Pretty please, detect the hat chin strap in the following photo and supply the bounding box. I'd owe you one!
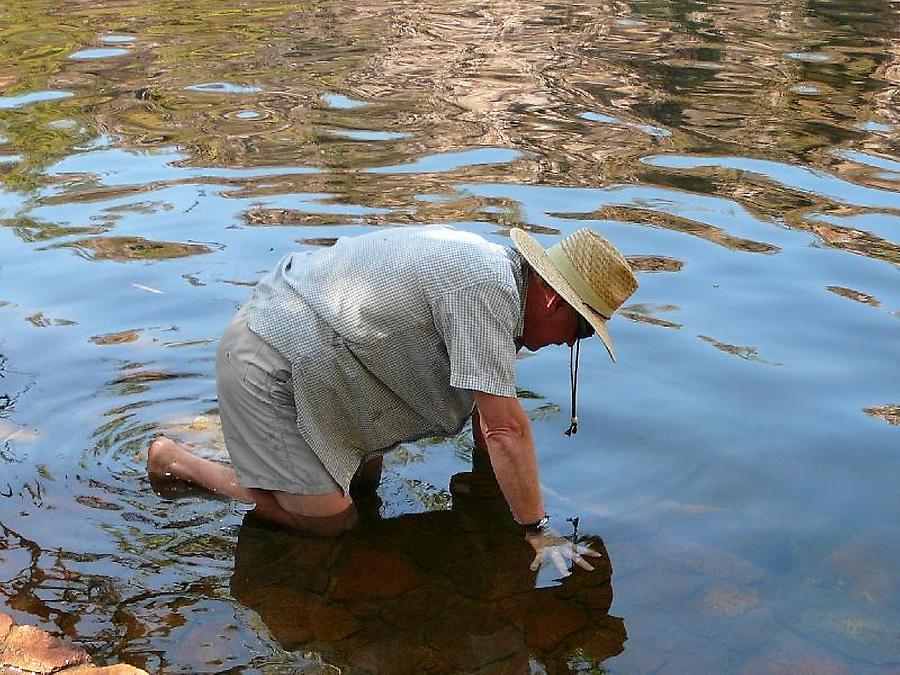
[565,339,581,436]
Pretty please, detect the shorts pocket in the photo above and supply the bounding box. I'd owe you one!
[242,360,293,410]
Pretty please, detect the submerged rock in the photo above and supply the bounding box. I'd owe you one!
[230,469,626,673]
[0,625,91,673]
[775,582,900,666]
[0,615,148,674]
[697,586,761,618]
[824,528,900,609]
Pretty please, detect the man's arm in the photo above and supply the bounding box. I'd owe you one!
[472,391,545,525]
[473,391,602,575]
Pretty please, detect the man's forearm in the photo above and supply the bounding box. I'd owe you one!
[482,429,546,525]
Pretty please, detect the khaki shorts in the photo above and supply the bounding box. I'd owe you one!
[216,308,341,495]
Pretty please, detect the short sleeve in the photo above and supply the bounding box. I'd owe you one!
[433,281,520,397]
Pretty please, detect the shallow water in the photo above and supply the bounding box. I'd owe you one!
[0,0,898,672]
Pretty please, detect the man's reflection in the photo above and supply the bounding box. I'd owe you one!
[231,461,626,673]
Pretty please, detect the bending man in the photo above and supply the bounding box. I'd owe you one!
[148,226,637,572]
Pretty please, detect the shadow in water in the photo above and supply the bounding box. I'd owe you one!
[231,468,626,673]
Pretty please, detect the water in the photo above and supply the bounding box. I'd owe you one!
[0,0,898,672]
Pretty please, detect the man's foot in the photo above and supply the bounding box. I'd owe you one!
[147,435,205,498]
[147,435,180,478]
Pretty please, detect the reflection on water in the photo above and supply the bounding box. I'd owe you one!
[231,470,624,673]
[0,0,899,671]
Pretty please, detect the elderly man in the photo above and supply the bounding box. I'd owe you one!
[149,226,637,572]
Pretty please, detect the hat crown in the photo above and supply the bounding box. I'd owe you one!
[555,229,638,316]
[509,226,638,362]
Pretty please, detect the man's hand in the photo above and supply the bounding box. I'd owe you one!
[525,527,602,576]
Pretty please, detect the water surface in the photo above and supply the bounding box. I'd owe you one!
[1,0,898,672]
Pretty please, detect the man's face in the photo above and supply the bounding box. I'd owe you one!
[521,275,580,351]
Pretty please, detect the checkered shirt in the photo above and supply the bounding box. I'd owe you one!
[243,226,527,492]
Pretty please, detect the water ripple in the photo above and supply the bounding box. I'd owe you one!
[46,146,319,188]
[366,148,523,174]
[581,111,672,138]
[320,92,370,109]
[69,48,130,60]
[0,90,73,109]
[183,82,264,94]
[642,154,900,211]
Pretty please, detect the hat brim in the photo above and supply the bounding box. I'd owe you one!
[511,228,618,363]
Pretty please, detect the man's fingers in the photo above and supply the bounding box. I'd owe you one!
[575,545,602,557]
[550,547,569,576]
[528,537,602,577]
[573,553,595,571]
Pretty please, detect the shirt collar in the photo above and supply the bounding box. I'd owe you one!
[507,248,528,343]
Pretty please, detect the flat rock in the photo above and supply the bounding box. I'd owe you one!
[775,581,900,666]
[246,586,360,648]
[501,592,588,652]
[332,546,420,600]
[381,583,457,630]
[740,633,854,675]
[0,614,13,641]
[696,585,761,617]
[424,603,523,672]
[0,625,91,673]
[824,528,900,610]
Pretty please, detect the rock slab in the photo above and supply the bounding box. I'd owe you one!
[0,625,91,673]
[0,615,148,675]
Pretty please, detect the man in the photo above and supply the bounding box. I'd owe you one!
[148,226,638,573]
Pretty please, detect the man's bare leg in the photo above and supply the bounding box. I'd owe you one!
[147,436,356,536]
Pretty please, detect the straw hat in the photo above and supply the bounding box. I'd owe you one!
[511,227,638,362]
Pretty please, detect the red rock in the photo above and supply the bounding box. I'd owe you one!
[340,626,439,674]
[554,620,626,667]
[523,594,588,652]
[332,546,420,600]
[344,600,381,619]
[497,594,531,632]
[473,652,533,675]
[0,625,91,673]
[697,586,761,618]
[740,634,854,675]
[581,582,614,615]
[499,592,588,652]
[442,542,535,600]
[250,587,360,647]
[424,604,524,673]
[825,528,900,609]
[381,584,457,630]
[542,627,621,673]
[0,615,13,642]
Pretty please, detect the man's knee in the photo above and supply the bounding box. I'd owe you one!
[273,491,357,536]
